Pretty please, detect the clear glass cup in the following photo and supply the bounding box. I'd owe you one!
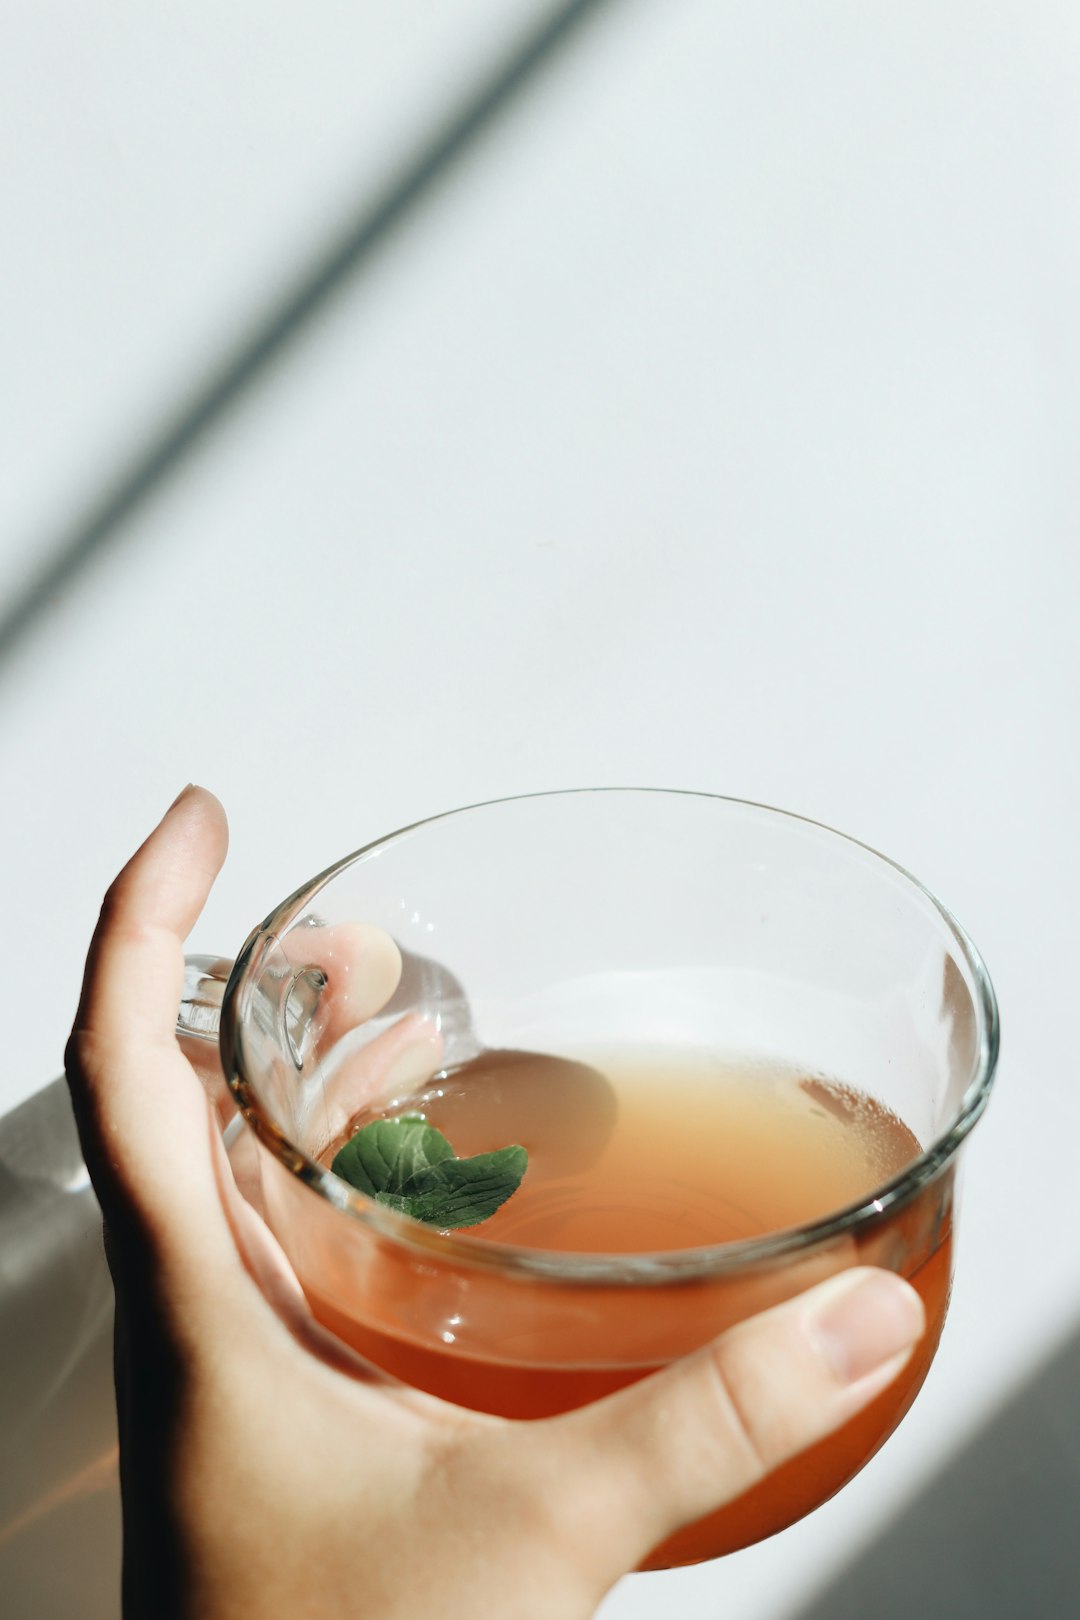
[178,790,998,1569]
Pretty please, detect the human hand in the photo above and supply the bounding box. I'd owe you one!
[65,786,925,1620]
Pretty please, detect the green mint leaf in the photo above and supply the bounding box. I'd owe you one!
[331,1113,453,1198]
[382,1145,529,1229]
[332,1114,527,1230]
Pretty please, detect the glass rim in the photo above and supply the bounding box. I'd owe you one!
[220,787,1000,1285]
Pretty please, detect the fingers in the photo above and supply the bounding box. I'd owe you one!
[282,922,404,1050]
[73,785,229,1047]
[315,1014,445,1154]
[279,925,454,1156]
[65,786,234,1287]
[528,1268,925,1579]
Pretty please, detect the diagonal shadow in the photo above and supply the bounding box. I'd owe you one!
[783,1317,1080,1620]
[0,0,620,676]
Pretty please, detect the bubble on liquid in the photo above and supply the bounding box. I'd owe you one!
[798,1074,920,1182]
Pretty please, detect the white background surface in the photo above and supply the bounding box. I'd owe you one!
[2,3,1078,1616]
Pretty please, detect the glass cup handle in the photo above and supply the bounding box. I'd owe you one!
[176,954,269,1214]
[179,954,233,1036]
[177,954,235,1125]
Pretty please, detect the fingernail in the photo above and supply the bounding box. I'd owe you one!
[167,783,195,811]
[809,1269,925,1384]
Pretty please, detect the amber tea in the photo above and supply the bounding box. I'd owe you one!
[198,790,996,1568]
[311,1047,950,1567]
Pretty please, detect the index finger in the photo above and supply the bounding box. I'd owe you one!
[65,786,232,1275]
[72,784,229,1046]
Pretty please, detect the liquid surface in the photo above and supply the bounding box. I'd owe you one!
[333,1047,922,1251]
[311,1047,947,1566]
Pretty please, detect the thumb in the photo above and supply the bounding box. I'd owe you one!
[528,1267,925,1579]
